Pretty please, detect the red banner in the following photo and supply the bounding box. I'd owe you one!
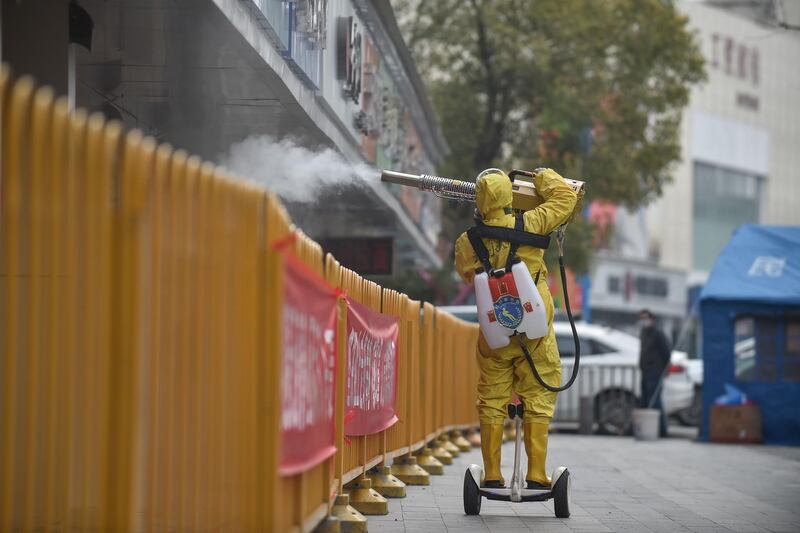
[279,252,338,476]
[344,299,400,436]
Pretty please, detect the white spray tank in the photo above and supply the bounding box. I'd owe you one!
[475,259,548,350]
[475,269,512,349]
[511,260,548,339]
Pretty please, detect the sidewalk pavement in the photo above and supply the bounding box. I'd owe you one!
[370,432,800,533]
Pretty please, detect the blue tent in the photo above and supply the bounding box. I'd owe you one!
[699,224,800,445]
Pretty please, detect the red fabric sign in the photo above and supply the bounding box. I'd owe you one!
[279,252,338,476]
[344,299,400,436]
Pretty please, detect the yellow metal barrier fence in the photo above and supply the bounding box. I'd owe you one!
[1,70,480,532]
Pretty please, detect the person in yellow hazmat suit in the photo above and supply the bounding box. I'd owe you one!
[454,168,578,489]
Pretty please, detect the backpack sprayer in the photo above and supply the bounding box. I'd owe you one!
[381,169,585,393]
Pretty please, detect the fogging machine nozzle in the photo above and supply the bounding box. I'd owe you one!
[380,169,585,221]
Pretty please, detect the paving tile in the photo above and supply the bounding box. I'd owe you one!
[642,520,692,533]
[368,433,800,533]
[401,518,447,532]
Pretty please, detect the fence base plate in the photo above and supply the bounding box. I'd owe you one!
[430,442,454,465]
[416,446,446,473]
[438,435,461,457]
[391,454,431,485]
[330,494,367,533]
[368,465,407,497]
[344,475,389,515]
[451,431,472,452]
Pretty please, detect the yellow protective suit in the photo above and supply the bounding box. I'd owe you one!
[454,168,577,485]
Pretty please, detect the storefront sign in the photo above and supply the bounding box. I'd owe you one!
[710,34,759,86]
[279,252,338,475]
[345,299,400,436]
[320,238,393,275]
[337,16,362,103]
[709,33,760,112]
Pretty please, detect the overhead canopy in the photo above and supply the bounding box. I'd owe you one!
[700,224,800,305]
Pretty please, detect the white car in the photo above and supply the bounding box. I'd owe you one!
[438,306,700,434]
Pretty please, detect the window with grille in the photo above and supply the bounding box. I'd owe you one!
[734,316,800,382]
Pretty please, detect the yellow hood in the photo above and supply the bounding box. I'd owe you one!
[476,170,513,221]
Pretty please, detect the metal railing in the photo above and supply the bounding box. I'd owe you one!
[555,362,641,434]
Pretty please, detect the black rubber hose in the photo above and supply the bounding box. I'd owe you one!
[519,255,581,393]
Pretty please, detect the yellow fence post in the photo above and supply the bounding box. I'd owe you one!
[450,321,474,451]
[368,290,409,498]
[41,95,69,530]
[411,303,443,475]
[435,315,462,459]
[342,279,389,517]
[20,84,53,531]
[0,70,492,533]
[107,128,156,531]
[325,254,367,533]
[263,192,291,532]
[429,312,453,466]
[1,75,35,530]
[384,298,431,485]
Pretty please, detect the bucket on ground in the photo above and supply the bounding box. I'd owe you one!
[632,408,660,441]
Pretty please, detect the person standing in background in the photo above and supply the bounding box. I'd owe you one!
[638,309,671,437]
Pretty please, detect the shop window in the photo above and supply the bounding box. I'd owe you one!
[734,316,800,382]
[693,162,763,272]
[608,276,620,294]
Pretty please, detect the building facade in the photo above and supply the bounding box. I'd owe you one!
[588,0,800,340]
[1,0,447,276]
[648,0,800,284]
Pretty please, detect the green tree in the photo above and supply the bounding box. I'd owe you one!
[396,0,705,240]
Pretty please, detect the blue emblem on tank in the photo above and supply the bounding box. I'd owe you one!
[493,295,524,329]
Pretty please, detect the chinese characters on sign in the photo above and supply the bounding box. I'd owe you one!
[710,33,759,85]
[344,299,400,436]
[709,33,760,111]
[279,252,338,475]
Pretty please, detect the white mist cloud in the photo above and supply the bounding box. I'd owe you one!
[219,135,376,202]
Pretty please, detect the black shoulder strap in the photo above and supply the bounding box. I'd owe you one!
[472,222,551,250]
[466,227,493,273]
[467,217,552,274]
[506,215,524,269]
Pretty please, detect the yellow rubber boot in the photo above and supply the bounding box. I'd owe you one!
[479,423,505,487]
[523,421,551,487]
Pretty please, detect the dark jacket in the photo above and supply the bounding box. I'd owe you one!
[639,325,671,378]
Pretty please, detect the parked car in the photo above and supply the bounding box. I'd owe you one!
[438,305,700,434]
[669,350,703,427]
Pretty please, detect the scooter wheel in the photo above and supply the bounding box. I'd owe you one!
[552,469,570,518]
[463,469,482,516]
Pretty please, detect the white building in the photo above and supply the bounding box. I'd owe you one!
[589,0,800,338]
[648,0,800,283]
